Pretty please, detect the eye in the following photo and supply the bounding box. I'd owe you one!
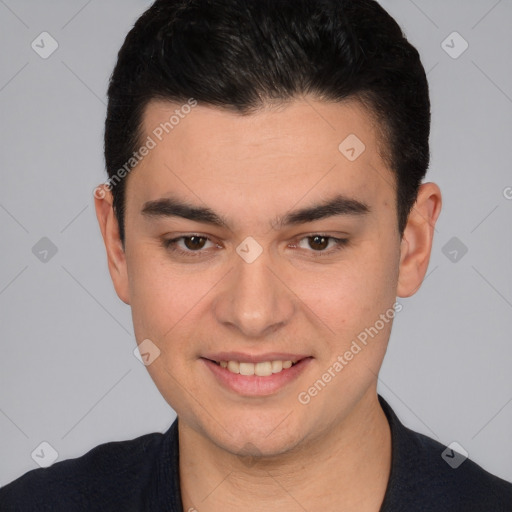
[292,235,349,257]
[162,235,218,256]
[162,233,349,260]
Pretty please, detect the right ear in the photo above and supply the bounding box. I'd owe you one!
[94,184,131,305]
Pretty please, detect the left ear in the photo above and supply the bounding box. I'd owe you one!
[397,182,442,297]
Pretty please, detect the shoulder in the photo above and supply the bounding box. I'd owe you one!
[406,429,512,510]
[0,430,167,512]
[379,396,512,511]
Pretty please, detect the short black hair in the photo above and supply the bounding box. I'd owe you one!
[104,0,430,246]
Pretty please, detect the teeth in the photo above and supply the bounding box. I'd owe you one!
[239,362,254,376]
[227,360,239,374]
[219,359,297,376]
[255,362,272,376]
[271,360,283,373]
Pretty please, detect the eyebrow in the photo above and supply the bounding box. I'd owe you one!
[141,194,370,230]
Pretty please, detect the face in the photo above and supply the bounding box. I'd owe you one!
[96,97,437,457]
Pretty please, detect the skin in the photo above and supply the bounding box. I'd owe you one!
[95,96,441,511]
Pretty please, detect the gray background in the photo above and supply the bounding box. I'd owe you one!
[1,0,511,487]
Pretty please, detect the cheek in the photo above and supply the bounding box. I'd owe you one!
[125,246,195,341]
[305,242,399,340]
[125,245,226,358]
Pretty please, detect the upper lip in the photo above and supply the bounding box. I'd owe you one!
[202,352,312,363]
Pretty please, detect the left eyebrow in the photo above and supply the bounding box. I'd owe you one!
[273,194,370,229]
[141,193,370,230]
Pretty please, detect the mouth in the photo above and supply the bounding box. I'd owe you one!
[201,355,313,396]
[207,358,301,377]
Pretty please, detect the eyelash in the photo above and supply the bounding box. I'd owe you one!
[162,234,350,259]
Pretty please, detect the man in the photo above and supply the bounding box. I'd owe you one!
[1,0,511,510]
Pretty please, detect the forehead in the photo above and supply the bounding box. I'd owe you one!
[125,97,395,226]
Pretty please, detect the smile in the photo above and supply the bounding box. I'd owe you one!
[202,356,312,396]
[213,359,298,376]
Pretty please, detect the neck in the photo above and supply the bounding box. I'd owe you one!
[179,388,391,512]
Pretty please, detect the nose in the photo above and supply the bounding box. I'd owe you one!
[212,246,295,339]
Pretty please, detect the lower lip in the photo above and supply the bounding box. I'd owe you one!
[202,358,312,397]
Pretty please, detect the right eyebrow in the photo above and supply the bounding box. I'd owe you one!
[141,197,230,229]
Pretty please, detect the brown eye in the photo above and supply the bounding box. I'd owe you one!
[293,235,349,258]
[183,236,208,250]
[162,235,217,257]
[307,235,330,251]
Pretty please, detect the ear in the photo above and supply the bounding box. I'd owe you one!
[397,182,442,297]
[94,184,131,305]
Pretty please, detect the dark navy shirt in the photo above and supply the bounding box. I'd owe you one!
[1,396,511,511]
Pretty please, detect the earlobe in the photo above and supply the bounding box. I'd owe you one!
[397,182,442,298]
[94,184,131,305]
